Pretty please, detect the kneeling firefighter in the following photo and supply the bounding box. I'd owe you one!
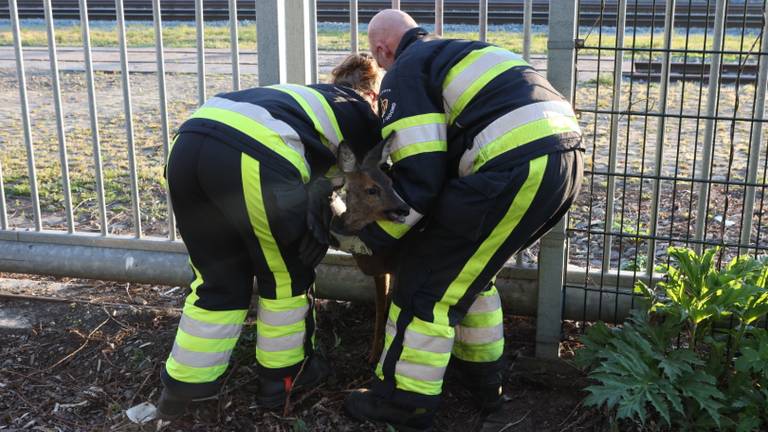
[157,54,404,419]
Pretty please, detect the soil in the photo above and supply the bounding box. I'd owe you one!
[0,273,601,432]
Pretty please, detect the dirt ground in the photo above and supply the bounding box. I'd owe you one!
[0,274,602,432]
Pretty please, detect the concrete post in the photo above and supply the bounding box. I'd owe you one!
[256,0,287,85]
[285,0,312,84]
[535,0,578,359]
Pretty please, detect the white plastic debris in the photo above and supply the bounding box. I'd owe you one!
[126,402,157,424]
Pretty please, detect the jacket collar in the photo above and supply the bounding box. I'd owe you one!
[395,27,429,59]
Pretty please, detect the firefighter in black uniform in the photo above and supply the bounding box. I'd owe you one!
[156,54,388,419]
[341,10,584,431]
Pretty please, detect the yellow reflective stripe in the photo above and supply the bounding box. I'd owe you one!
[259,294,309,312]
[165,356,228,383]
[193,106,309,182]
[376,219,411,239]
[433,155,548,325]
[400,344,451,368]
[452,339,504,362]
[449,58,528,123]
[408,316,455,339]
[175,328,239,353]
[182,301,248,326]
[473,115,580,173]
[460,310,503,328]
[184,261,203,305]
[394,373,443,396]
[382,113,446,139]
[257,319,306,338]
[241,154,293,299]
[390,140,447,163]
[443,46,500,92]
[256,345,305,369]
[271,84,344,149]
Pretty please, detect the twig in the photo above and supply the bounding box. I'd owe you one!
[46,318,109,371]
[557,401,584,431]
[126,367,156,408]
[101,306,132,330]
[282,357,310,416]
[497,410,531,432]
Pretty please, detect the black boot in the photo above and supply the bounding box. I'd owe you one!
[449,357,506,413]
[156,379,221,420]
[344,389,434,432]
[256,355,330,409]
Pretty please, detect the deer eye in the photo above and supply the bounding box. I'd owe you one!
[365,187,380,196]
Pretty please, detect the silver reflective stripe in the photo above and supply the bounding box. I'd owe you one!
[203,96,309,171]
[458,100,576,177]
[468,291,502,314]
[389,123,447,156]
[455,323,504,344]
[393,190,423,228]
[403,329,454,354]
[171,343,232,368]
[395,360,447,382]
[257,303,309,326]
[273,84,342,151]
[179,314,243,339]
[257,331,306,352]
[385,318,397,336]
[443,48,524,115]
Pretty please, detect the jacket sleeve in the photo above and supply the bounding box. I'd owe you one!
[358,67,448,253]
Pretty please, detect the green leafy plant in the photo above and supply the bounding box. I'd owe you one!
[577,247,768,431]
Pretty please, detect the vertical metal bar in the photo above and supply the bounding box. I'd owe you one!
[479,0,488,42]
[79,0,107,236]
[645,0,676,275]
[536,0,577,359]
[435,0,444,37]
[256,0,287,85]
[739,8,768,252]
[351,0,359,53]
[285,0,311,84]
[44,0,74,233]
[152,0,175,241]
[229,0,241,91]
[601,0,627,270]
[10,0,41,232]
[693,0,727,252]
[523,0,533,60]
[309,0,318,83]
[0,156,7,229]
[392,0,400,9]
[195,0,206,105]
[115,0,142,238]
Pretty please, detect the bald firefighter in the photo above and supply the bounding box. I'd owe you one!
[340,10,584,431]
[157,54,391,419]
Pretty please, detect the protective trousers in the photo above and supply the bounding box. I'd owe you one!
[374,149,583,409]
[162,132,316,396]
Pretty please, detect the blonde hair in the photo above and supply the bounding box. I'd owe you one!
[331,53,382,95]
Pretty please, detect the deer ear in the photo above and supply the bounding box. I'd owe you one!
[337,140,358,173]
[361,140,387,169]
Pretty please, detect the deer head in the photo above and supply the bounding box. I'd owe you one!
[335,140,410,234]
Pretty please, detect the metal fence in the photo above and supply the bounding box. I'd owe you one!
[563,0,768,344]
[1,0,766,357]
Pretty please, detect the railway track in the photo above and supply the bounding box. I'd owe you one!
[1,1,765,28]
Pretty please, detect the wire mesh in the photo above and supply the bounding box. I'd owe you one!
[565,0,768,331]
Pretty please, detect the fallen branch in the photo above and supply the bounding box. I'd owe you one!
[497,410,531,432]
[47,318,109,371]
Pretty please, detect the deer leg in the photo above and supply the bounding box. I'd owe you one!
[369,273,390,364]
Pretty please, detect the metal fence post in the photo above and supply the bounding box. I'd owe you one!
[285,0,312,84]
[535,0,578,359]
[350,0,359,53]
[309,0,318,82]
[435,0,444,37]
[256,0,287,85]
[479,0,488,42]
[195,0,206,105]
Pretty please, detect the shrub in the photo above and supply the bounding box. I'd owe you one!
[576,247,768,431]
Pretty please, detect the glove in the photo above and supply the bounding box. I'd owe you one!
[298,178,334,268]
[329,231,373,256]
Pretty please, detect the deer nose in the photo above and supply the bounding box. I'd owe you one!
[385,205,410,224]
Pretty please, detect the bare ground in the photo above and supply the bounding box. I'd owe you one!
[0,273,598,432]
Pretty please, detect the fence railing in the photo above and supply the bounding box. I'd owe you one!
[2,0,765,357]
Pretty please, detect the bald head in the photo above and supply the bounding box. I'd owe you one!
[368,9,418,70]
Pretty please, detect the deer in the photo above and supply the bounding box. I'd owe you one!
[334,140,405,363]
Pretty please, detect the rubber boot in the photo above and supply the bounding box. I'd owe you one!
[344,389,435,432]
[156,370,221,420]
[449,357,507,413]
[256,355,330,409]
